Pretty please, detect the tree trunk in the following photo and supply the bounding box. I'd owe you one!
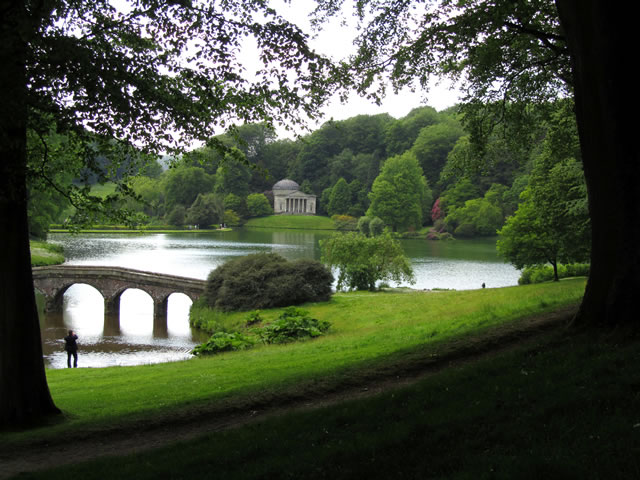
[551,261,559,282]
[555,1,639,326]
[0,3,60,426]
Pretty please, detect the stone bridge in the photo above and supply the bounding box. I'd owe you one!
[32,265,206,322]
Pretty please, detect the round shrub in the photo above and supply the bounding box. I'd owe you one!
[258,307,331,344]
[332,214,358,231]
[191,332,255,355]
[204,253,333,311]
[530,266,555,284]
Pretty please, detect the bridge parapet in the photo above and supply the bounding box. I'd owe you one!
[32,265,206,321]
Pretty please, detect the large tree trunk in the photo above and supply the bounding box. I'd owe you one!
[0,3,60,426]
[555,1,639,327]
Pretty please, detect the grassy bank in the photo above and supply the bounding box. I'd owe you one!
[244,215,336,230]
[3,279,585,450]
[20,320,640,480]
[29,240,65,266]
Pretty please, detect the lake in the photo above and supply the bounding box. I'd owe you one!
[40,229,519,369]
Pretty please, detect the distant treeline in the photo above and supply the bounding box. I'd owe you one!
[29,101,586,246]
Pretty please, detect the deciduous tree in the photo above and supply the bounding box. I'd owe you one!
[497,159,590,280]
[185,193,224,227]
[367,152,430,232]
[246,193,273,217]
[410,118,465,187]
[163,166,214,209]
[327,178,352,217]
[0,0,335,426]
[314,0,636,327]
[320,232,414,291]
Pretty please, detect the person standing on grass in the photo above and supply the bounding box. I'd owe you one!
[64,330,78,368]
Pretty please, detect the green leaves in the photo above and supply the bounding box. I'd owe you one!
[320,231,414,291]
[258,307,331,344]
[315,0,569,106]
[367,151,429,232]
[246,193,273,217]
[497,159,591,278]
[20,0,343,230]
[191,307,331,355]
[191,331,255,356]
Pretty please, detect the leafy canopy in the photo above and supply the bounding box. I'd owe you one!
[23,0,339,225]
[312,0,571,179]
[246,193,273,217]
[205,253,333,311]
[497,159,590,280]
[320,231,414,291]
[367,151,431,232]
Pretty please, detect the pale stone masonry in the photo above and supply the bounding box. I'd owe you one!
[272,179,316,215]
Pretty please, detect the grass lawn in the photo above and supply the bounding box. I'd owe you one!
[244,215,336,230]
[8,277,640,479]
[4,279,584,449]
[29,240,65,266]
[17,323,640,480]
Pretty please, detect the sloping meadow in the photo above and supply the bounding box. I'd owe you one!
[6,279,585,446]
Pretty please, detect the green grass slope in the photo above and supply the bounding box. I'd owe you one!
[244,215,336,230]
[25,322,640,480]
[4,279,584,450]
[30,241,65,266]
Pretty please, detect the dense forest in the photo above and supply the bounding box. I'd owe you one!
[28,100,588,249]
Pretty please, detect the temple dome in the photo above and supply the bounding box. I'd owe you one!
[273,179,300,191]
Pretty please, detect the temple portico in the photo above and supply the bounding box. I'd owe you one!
[272,179,316,215]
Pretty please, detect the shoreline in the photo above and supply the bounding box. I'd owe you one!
[48,228,233,234]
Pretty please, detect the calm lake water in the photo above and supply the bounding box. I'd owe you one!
[41,229,519,369]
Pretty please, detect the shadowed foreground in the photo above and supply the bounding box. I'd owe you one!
[4,304,639,479]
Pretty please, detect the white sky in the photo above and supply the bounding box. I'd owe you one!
[111,0,462,142]
[254,1,463,138]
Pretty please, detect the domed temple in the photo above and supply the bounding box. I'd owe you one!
[272,179,316,215]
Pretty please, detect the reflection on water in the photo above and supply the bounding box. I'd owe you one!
[400,236,520,290]
[43,230,520,369]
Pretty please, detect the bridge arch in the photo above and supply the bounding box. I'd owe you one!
[32,265,206,324]
[36,281,106,314]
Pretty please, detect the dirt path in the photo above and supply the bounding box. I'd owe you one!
[0,305,577,479]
